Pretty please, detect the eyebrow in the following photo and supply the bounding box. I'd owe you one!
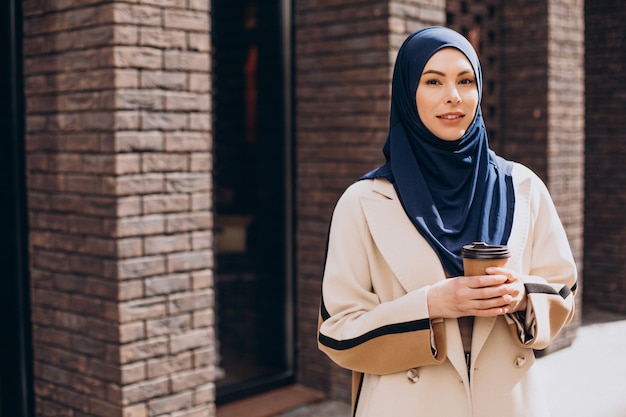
[422,69,473,77]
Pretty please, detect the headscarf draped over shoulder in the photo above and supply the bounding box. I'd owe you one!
[362,26,515,276]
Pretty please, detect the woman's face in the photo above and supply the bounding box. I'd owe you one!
[415,48,479,141]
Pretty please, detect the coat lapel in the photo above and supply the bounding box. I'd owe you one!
[471,317,497,360]
[359,179,446,293]
[359,176,533,387]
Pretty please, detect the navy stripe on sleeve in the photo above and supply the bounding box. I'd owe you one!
[319,318,430,351]
[525,283,574,299]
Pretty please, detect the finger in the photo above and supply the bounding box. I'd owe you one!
[472,306,509,317]
[471,294,512,309]
[486,267,517,282]
[464,274,508,288]
[472,293,515,313]
[470,284,513,300]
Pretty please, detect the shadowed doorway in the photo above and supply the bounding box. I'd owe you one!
[211,0,294,404]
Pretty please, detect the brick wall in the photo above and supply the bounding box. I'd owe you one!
[545,0,585,347]
[294,0,445,401]
[22,1,215,415]
[501,0,585,350]
[500,1,550,178]
[584,0,626,313]
[446,0,504,151]
[294,0,391,398]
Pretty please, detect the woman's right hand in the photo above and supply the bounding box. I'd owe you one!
[426,274,514,318]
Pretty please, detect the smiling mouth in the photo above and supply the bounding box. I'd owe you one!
[437,114,464,119]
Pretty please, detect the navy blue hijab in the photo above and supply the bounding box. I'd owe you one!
[362,26,515,276]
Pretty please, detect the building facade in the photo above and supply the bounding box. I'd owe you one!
[0,0,621,415]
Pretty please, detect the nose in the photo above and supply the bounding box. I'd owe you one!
[446,85,462,104]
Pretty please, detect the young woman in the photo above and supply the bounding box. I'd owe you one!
[318,26,577,417]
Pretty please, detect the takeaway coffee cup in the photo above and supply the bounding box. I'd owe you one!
[461,242,510,276]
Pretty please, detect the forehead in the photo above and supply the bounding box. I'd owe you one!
[423,47,474,71]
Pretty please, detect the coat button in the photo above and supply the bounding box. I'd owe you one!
[514,355,526,368]
[406,368,419,383]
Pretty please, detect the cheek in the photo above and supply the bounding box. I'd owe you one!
[465,92,479,119]
[415,89,434,119]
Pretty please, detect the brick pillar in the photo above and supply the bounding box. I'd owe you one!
[294,0,445,401]
[23,1,215,416]
[584,0,626,313]
[546,0,584,343]
[501,0,584,350]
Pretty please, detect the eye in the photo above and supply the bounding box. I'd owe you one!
[459,78,475,85]
[424,79,441,85]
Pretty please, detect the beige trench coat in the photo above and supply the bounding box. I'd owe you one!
[318,163,577,417]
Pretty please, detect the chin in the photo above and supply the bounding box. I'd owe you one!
[438,132,465,141]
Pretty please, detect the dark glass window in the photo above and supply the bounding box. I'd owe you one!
[212,0,293,403]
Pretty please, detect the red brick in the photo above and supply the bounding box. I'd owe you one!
[163,9,210,32]
[142,153,189,172]
[116,173,165,196]
[191,270,213,290]
[194,383,214,405]
[170,329,212,354]
[168,289,213,314]
[123,403,148,417]
[114,154,142,175]
[166,212,212,233]
[112,3,162,26]
[114,47,163,69]
[189,112,211,131]
[192,309,213,328]
[114,131,164,152]
[121,376,169,403]
[117,255,167,279]
[140,70,187,90]
[146,314,192,337]
[119,280,145,301]
[164,50,210,71]
[170,368,211,392]
[140,27,187,50]
[117,196,143,217]
[117,215,165,237]
[121,362,147,385]
[145,234,190,255]
[164,131,211,152]
[143,194,190,214]
[146,352,193,379]
[120,322,147,344]
[165,91,210,111]
[191,192,211,211]
[142,112,188,131]
[146,273,192,298]
[148,391,193,415]
[167,251,212,272]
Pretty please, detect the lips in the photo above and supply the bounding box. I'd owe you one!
[436,113,465,126]
[437,113,464,120]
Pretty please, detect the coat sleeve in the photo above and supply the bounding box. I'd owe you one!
[317,184,446,375]
[506,172,578,350]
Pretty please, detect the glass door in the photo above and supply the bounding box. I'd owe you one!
[211,0,293,404]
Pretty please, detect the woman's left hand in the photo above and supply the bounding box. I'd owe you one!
[485,267,528,313]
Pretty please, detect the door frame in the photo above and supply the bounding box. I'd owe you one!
[0,0,34,415]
